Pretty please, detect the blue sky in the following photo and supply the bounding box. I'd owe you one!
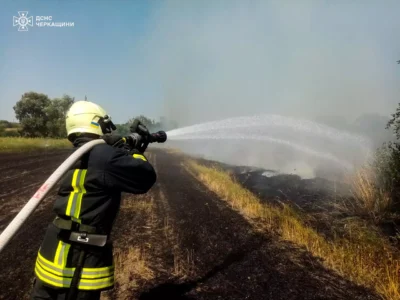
[0,1,157,123]
[0,0,399,126]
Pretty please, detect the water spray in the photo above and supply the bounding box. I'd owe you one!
[167,114,372,147]
[166,114,373,169]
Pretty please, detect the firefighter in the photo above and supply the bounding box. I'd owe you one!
[31,100,157,300]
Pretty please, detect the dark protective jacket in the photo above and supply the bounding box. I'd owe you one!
[34,139,156,291]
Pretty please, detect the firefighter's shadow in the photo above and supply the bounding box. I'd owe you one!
[137,242,255,300]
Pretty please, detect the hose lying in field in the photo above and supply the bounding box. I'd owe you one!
[0,139,105,254]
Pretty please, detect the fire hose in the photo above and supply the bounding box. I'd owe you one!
[0,128,167,254]
[0,139,105,253]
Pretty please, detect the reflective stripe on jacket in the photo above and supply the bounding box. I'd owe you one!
[34,140,156,291]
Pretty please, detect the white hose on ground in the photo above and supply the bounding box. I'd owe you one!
[0,139,105,254]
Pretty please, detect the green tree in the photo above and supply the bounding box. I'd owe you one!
[0,123,5,136]
[369,105,400,209]
[13,92,75,138]
[114,123,130,135]
[369,61,400,209]
[13,92,51,137]
[2,129,20,137]
[45,94,74,137]
[386,106,400,140]
[0,120,12,128]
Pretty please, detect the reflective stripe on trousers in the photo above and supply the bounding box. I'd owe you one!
[35,252,114,290]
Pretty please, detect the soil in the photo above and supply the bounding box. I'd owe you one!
[0,150,72,300]
[0,149,380,300]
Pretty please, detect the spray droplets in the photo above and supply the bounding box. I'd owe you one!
[166,114,373,171]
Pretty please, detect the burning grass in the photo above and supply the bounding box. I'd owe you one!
[0,137,71,152]
[185,159,400,300]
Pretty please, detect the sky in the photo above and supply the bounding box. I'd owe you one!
[0,0,399,126]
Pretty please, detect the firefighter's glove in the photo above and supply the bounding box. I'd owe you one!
[130,119,150,137]
[126,133,148,153]
[102,134,127,149]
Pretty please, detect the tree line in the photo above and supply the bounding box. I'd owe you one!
[0,92,178,138]
[2,92,75,138]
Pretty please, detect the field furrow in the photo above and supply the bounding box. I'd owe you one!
[0,149,380,300]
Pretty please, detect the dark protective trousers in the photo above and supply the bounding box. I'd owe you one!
[30,278,101,300]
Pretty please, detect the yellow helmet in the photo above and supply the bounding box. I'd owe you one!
[66,100,115,138]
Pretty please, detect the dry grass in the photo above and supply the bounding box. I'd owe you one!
[185,160,400,300]
[102,196,155,299]
[0,137,70,152]
[121,197,154,213]
[164,147,183,155]
[172,248,195,278]
[113,247,155,291]
[4,128,18,132]
[344,166,393,223]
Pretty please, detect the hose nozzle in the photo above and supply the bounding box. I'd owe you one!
[149,131,167,143]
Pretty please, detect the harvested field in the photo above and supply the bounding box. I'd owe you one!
[0,149,379,300]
